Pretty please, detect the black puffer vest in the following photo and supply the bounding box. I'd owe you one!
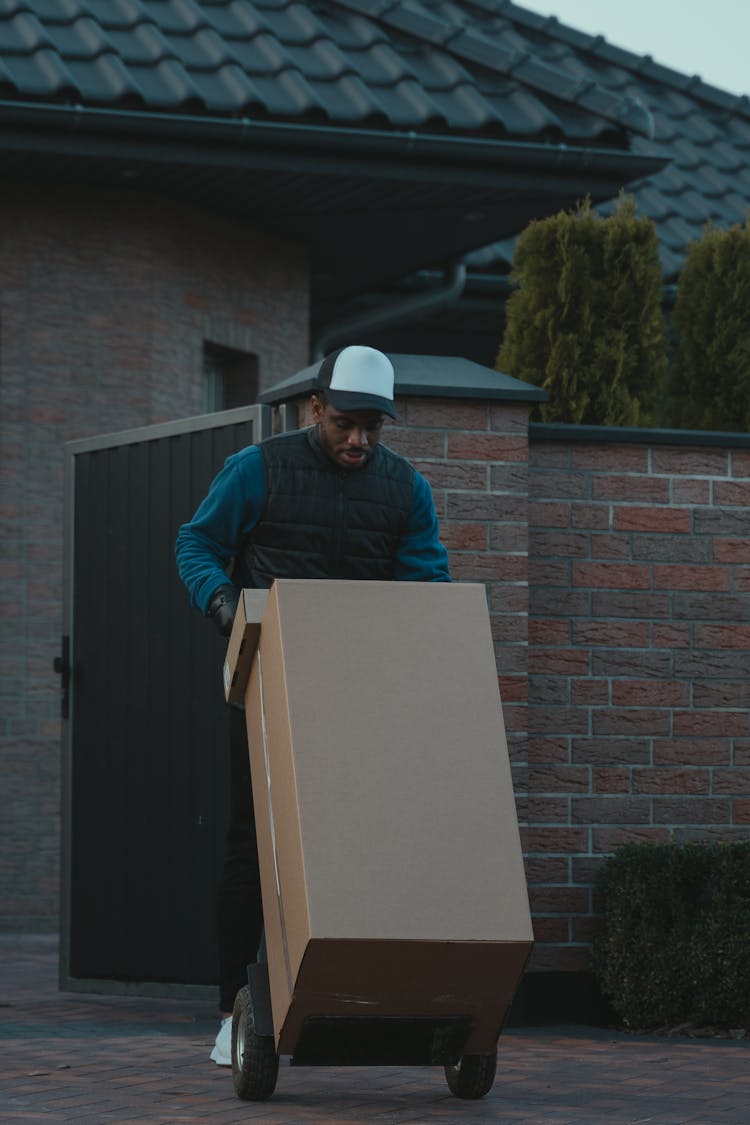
[238,428,415,588]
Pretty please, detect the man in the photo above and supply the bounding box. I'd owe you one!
[175,344,450,1065]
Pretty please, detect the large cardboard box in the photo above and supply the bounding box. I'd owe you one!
[228,579,532,1062]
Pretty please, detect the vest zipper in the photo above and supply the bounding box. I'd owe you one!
[334,471,346,577]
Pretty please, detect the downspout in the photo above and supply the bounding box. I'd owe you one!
[312,261,467,359]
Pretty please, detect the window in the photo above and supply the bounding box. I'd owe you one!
[203,343,259,412]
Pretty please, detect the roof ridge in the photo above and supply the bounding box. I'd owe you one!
[500,0,750,120]
[328,0,653,137]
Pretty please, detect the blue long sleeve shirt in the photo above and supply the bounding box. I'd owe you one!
[175,437,451,613]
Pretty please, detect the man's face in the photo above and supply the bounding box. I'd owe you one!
[312,395,385,469]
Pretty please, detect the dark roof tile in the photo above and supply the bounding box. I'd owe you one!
[41,16,114,59]
[312,5,385,50]
[433,79,507,129]
[673,188,715,224]
[658,243,684,277]
[497,86,566,136]
[659,213,701,250]
[0,0,747,282]
[128,55,204,107]
[376,4,453,47]
[681,112,721,145]
[282,38,351,81]
[187,62,261,110]
[250,65,319,115]
[160,27,235,68]
[257,0,325,45]
[352,40,413,85]
[139,0,208,35]
[226,31,290,75]
[81,0,145,26]
[201,1,266,38]
[711,140,747,172]
[633,184,674,221]
[3,46,77,95]
[371,76,446,128]
[329,0,396,22]
[722,192,750,223]
[648,161,688,197]
[655,87,698,117]
[723,113,750,148]
[0,9,52,53]
[106,23,172,64]
[0,53,15,87]
[648,112,680,145]
[682,163,729,198]
[427,46,510,95]
[0,0,644,144]
[450,28,515,71]
[63,53,141,101]
[312,71,386,121]
[4,0,80,16]
[669,137,703,170]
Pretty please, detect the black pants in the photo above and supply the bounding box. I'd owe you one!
[216,706,264,1013]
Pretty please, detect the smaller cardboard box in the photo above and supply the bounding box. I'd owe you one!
[228,579,533,1063]
[223,589,268,704]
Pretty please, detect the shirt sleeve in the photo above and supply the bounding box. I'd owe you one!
[174,445,267,613]
[394,470,451,582]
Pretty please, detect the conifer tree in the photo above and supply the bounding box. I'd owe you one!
[671,219,750,432]
[496,197,668,425]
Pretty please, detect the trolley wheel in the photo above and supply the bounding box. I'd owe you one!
[444,1049,497,1100]
[231,985,279,1101]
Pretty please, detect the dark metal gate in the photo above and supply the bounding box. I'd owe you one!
[60,405,272,996]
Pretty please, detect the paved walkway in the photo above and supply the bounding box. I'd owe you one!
[2,935,748,1124]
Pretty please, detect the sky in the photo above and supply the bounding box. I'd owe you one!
[517,0,750,98]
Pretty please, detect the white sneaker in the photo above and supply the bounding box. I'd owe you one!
[210,1016,232,1066]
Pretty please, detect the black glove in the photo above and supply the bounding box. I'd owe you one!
[206,584,238,638]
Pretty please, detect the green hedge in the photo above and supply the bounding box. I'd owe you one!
[496,195,668,425]
[670,219,750,432]
[591,842,750,1030]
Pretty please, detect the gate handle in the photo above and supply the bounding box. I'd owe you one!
[53,636,70,720]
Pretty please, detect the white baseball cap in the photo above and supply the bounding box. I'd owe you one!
[315,345,396,418]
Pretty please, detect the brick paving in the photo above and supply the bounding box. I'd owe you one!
[2,935,749,1125]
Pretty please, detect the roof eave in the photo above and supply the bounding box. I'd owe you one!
[0,99,669,186]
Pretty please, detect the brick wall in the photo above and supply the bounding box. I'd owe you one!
[0,187,309,930]
[526,433,750,973]
[377,405,748,979]
[4,261,750,988]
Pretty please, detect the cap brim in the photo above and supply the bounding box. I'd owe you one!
[324,389,397,419]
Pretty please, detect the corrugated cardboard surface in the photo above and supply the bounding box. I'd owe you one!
[223,589,267,703]
[241,579,533,1056]
[278,938,531,1056]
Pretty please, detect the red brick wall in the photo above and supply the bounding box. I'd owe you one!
[0,187,309,930]
[5,276,750,974]
[383,408,747,974]
[526,436,750,972]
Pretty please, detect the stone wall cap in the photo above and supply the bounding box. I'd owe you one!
[259,353,547,406]
[530,422,750,448]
